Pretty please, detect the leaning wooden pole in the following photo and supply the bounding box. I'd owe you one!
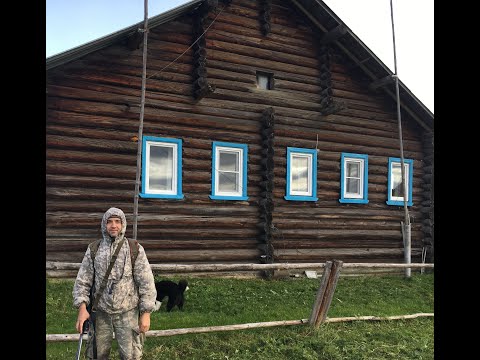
[132,0,149,240]
[390,0,411,278]
[309,259,343,328]
[308,261,332,326]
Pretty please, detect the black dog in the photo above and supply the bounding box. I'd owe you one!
[153,279,189,312]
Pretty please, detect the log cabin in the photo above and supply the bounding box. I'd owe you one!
[46,0,434,278]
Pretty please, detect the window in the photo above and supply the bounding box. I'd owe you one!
[140,136,184,199]
[284,147,318,201]
[210,141,249,201]
[339,153,368,204]
[256,71,274,90]
[386,157,413,206]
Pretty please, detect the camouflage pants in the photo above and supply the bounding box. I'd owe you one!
[86,307,145,360]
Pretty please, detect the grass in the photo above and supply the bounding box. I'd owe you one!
[46,272,434,359]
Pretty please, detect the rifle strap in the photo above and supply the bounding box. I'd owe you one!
[91,237,126,312]
[90,238,139,275]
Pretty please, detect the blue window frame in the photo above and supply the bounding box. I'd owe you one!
[210,141,248,201]
[140,136,184,199]
[386,157,413,206]
[284,147,318,202]
[339,153,369,204]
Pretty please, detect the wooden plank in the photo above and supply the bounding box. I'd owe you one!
[46,261,434,271]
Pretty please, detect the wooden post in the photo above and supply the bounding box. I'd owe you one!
[309,259,343,328]
[308,261,332,326]
[132,0,149,240]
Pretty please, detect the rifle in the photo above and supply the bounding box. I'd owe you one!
[75,320,89,360]
[85,276,98,359]
[75,285,94,360]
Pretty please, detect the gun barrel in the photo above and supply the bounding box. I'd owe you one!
[75,333,83,360]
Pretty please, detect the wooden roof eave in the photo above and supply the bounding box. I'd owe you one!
[291,0,433,132]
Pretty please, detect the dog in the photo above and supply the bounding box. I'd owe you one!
[153,279,189,312]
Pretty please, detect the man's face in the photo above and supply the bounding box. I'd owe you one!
[106,217,122,237]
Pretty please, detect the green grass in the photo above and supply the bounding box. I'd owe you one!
[46,272,434,359]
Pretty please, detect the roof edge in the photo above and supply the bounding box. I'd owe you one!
[46,0,203,70]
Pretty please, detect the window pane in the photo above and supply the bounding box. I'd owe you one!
[257,72,272,90]
[391,163,409,200]
[218,172,238,192]
[149,146,173,191]
[346,162,359,177]
[258,76,268,89]
[391,163,402,197]
[292,156,309,192]
[214,146,244,197]
[345,160,362,197]
[346,178,359,193]
[219,152,238,171]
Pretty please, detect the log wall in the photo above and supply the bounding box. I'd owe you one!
[46,0,432,270]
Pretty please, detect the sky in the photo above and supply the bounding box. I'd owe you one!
[46,0,434,113]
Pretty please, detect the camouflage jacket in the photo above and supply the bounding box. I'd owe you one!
[73,208,156,314]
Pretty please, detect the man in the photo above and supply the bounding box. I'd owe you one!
[73,207,157,359]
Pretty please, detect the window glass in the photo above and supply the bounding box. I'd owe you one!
[148,145,173,191]
[218,151,239,192]
[346,161,360,194]
[284,147,317,202]
[339,153,368,204]
[387,157,413,206]
[210,142,248,201]
[140,136,183,199]
[391,162,408,200]
[256,71,273,90]
[291,154,310,194]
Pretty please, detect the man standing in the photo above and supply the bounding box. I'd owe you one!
[73,207,157,359]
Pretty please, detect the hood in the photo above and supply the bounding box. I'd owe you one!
[101,207,127,241]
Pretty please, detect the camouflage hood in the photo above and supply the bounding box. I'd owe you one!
[101,207,127,242]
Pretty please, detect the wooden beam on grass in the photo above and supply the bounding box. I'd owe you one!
[324,313,434,323]
[46,313,434,342]
[47,319,309,342]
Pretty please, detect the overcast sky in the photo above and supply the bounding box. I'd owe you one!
[46,0,434,113]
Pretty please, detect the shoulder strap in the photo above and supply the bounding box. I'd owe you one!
[88,239,101,262]
[128,239,139,263]
[91,237,126,311]
[90,239,139,269]
[128,239,140,274]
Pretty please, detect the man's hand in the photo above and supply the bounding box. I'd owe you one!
[138,312,151,333]
[75,302,90,333]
